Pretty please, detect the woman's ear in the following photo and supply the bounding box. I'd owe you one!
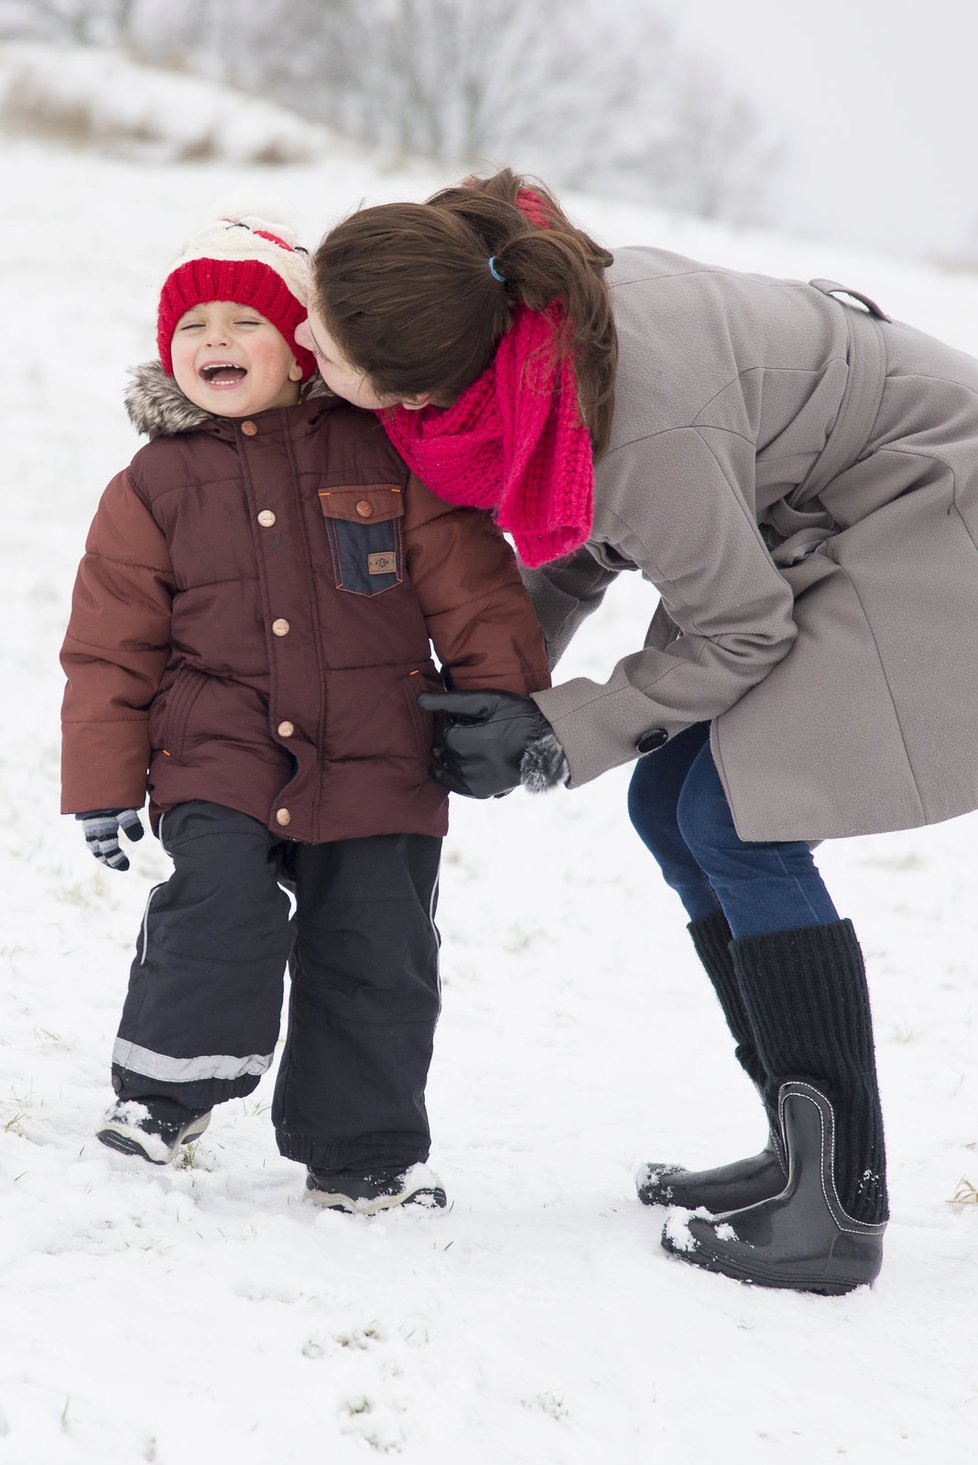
[288,360,304,382]
[400,392,433,411]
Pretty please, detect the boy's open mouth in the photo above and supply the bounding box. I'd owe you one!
[200,363,247,386]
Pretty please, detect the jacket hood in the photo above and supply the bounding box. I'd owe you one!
[124,360,331,437]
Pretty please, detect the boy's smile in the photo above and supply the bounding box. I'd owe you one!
[199,361,248,388]
[171,300,303,417]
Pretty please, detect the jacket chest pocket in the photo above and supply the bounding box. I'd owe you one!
[319,484,404,596]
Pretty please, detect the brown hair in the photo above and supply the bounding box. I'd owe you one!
[312,168,618,456]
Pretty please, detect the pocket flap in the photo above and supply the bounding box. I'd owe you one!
[318,484,404,524]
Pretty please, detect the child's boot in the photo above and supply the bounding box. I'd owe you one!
[97,1097,211,1164]
[305,1161,447,1214]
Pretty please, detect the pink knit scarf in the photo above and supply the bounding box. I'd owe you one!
[376,300,594,569]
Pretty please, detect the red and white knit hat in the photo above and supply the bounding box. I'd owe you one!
[157,212,317,381]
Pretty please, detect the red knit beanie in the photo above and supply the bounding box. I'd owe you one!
[157,213,317,381]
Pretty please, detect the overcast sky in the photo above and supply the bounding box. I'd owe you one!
[655,0,978,262]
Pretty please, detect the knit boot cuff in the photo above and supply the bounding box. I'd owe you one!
[732,917,860,979]
[687,910,734,974]
[731,919,869,1065]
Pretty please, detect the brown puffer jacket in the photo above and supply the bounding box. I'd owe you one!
[61,364,549,843]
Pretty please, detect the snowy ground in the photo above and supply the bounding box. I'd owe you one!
[1,49,977,1465]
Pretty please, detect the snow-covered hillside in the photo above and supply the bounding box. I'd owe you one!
[1,45,976,1465]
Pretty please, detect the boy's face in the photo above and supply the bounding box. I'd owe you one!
[170,301,303,417]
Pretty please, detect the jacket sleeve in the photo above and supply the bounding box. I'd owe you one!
[519,549,619,670]
[533,425,798,786]
[402,474,550,695]
[60,470,175,813]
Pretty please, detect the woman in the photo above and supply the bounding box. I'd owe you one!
[295,169,978,1294]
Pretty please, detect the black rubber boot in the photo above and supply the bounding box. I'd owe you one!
[637,1147,786,1211]
[660,1081,886,1295]
[637,912,786,1210]
[732,918,887,1225]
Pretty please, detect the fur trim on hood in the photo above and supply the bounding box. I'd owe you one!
[124,360,331,438]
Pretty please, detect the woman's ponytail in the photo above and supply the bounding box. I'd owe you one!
[313,169,617,455]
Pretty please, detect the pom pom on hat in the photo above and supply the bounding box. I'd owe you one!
[157,212,317,381]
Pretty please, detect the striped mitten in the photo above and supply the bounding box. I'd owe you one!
[75,808,145,871]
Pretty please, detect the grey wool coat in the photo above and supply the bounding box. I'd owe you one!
[525,246,978,841]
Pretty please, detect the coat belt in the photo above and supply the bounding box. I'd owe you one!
[799,279,890,500]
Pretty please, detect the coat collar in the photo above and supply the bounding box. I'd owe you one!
[124,360,332,438]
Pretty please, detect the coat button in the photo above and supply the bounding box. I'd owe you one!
[355,499,374,517]
[277,720,295,738]
[272,618,290,637]
[636,728,668,754]
[241,420,258,437]
[257,509,276,527]
[275,807,292,826]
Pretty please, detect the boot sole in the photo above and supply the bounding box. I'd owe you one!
[96,1111,211,1165]
[662,1236,878,1296]
[305,1184,448,1214]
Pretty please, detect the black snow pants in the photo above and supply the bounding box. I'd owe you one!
[112,801,443,1172]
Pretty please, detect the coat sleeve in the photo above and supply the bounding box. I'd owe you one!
[519,549,619,670]
[533,425,798,786]
[402,474,550,695]
[60,470,175,813]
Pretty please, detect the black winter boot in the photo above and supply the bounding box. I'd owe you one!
[660,919,888,1295]
[97,1098,211,1164]
[305,1162,447,1214]
[661,1082,886,1294]
[636,911,785,1211]
[733,918,887,1225]
[664,1078,884,1295]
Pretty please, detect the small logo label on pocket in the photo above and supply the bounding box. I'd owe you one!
[368,552,397,575]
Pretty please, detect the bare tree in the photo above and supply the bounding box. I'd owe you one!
[269,0,782,224]
[1,0,784,226]
[0,0,142,45]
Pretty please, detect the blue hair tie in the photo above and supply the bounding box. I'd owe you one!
[488,256,506,283]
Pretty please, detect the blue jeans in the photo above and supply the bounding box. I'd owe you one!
[626,723,838,940]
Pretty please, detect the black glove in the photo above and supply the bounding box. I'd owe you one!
[75,808,145,871]
[417,689,559,799]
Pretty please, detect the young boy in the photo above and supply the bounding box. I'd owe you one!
[60,211,549,1212]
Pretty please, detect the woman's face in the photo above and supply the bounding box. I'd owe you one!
[295,306,391,409]
[295,305,431,412]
